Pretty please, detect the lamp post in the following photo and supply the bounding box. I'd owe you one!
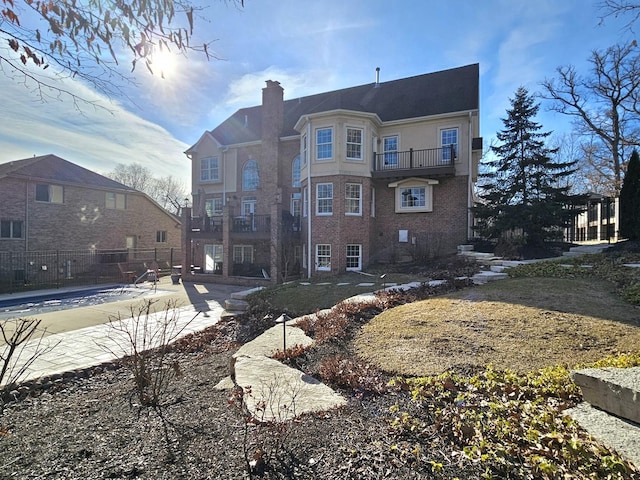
[275,313,292,351]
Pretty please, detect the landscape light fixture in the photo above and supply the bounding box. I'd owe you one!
[275,313,292,351]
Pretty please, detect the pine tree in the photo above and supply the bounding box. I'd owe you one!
[473,87,578,251]
[619,150,640,240]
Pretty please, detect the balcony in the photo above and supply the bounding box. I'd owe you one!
[372,146,456,179]
[189,216,223,235]
[189,213,301,238]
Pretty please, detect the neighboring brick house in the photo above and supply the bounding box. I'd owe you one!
[184,64,481,283]
[0,154,181,253]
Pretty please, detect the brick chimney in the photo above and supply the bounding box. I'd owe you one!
[262,80,284,141]
[261,80,284,284]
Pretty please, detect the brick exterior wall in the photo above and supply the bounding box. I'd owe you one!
[302,175,374,275]
[0,176,181,253]
[371,175,469,263]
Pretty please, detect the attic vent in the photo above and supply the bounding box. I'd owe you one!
[244,115,248,127]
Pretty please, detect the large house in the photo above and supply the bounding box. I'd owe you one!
[0,155,181,288]
[565,193,620,243]
[183,64,481,283]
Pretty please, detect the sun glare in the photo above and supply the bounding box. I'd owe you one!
[148,49,178,78]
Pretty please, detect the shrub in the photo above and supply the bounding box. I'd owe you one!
[389,356,640,479]
[272,344,312,361]
[318,354,388,397]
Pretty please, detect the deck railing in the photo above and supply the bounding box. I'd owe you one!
[190,213,302,234]
[374,146,455,173]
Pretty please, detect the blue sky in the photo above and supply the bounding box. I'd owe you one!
[0,0,633,189]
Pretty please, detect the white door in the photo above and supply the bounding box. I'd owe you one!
[205,244,223,273]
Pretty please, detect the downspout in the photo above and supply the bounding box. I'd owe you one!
[222,147,228,207]
[306,122,312,279]
[25,179,29,251]
[467,112,473,241]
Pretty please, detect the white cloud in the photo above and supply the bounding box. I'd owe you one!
[0,69,190,186]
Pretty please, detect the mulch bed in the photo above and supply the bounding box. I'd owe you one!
[0,312,484,480]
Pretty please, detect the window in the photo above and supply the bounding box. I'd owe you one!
[241,197,256,216]
[291,193,302,231]
[292,155,301,187]
[291,192,302,217]
[233,245,254,263]
[346,127,363,160]
[242,160,259,191]
[383,136,399,166]
[205,198,223,216]
[303,186,308,217]
[315,244,331,271]
[35,184,63,203]
[106,192,126,209]
[156,230,167,243]
[401,187,426,208]
[1,220,22,239]
[441,128,458,162]
[316,183,333,215]
[302,134,308,165]
[390,179,438,213]
[346,245,362,271]
[345,183,362,215]
[316,127,333,160]
[200,156,219,182]
[370,187,376,217]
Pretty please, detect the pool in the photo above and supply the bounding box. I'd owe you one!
[0,285,170,321]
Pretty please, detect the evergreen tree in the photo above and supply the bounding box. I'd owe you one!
[619,150,640,240]
[473,87,578,249]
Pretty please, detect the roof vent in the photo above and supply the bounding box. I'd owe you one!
[375,67,380,87]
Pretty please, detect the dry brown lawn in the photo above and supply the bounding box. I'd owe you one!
[355,277,640,375]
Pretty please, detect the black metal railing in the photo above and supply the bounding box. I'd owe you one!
[0,247,182,293]
[374,146,456,173]
[190,215,223,233]
[190,213,302,234]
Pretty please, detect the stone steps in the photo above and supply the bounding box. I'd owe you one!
[563,243,614,256]
[568,367,640,468]
[222,286,265,316]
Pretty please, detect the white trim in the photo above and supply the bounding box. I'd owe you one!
[389,178,439,213]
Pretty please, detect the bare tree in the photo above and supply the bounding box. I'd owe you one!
[549,132,600,194]
[108,163,154,192]
[153,175,188,213]
[0,0,243,103]
[540,43,640,194]
[105,163,186,213]
[1,318,59,411]
[599,1,640,30]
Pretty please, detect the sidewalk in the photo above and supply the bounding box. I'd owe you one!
[0,279,248,387]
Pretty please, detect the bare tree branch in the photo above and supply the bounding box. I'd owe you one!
[540,43,640,194]
[0,0,243,105]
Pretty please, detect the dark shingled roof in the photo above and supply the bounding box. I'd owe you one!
[0,154,135,191]
[209,64,479,146]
